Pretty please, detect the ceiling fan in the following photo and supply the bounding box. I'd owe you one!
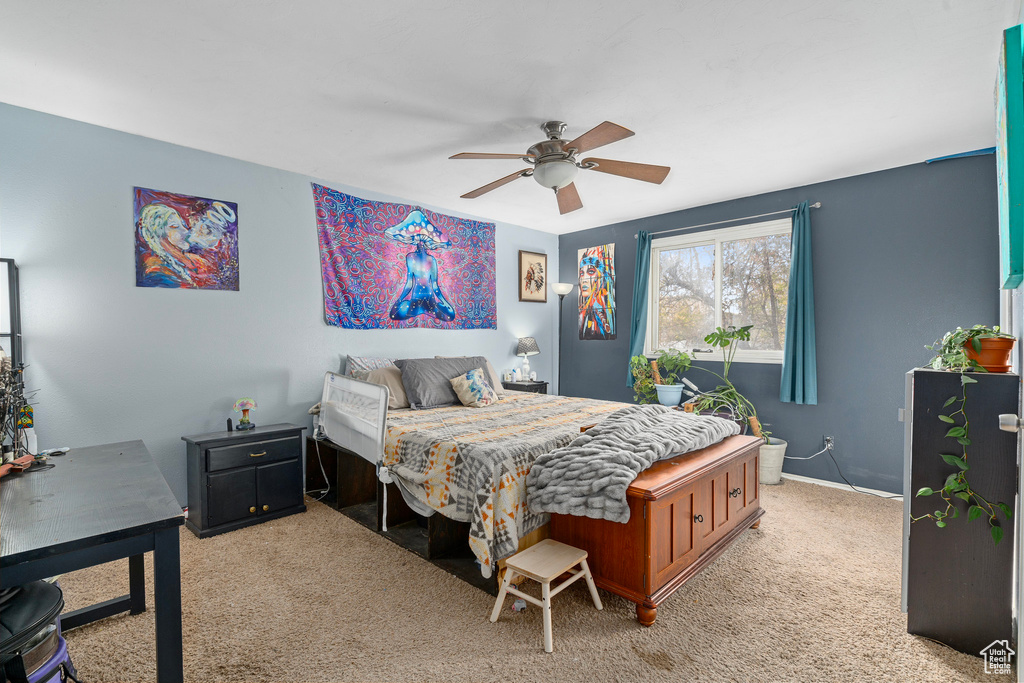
[450,121,670,215]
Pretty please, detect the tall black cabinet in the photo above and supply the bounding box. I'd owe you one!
[902,368,1018,655]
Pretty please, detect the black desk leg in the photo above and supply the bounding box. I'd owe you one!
[153,527,183,683]
[129,554,146,614]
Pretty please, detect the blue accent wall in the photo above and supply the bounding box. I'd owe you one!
[0,103,560,503]
[558,156,999,493]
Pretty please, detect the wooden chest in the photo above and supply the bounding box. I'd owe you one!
[550,434,764,625]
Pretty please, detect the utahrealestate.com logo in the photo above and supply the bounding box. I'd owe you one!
[981,640,1015,675]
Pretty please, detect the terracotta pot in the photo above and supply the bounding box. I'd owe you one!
[963,337,1016,373]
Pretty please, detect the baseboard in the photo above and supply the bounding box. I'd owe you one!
[779,472,902,501]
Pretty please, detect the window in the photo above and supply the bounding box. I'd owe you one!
[646,218,792,363]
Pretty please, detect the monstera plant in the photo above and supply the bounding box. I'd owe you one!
[688,326,765,438]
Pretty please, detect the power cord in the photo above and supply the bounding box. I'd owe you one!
[306,432,331,503]
[784,444,829,460]
[785,442,901,500]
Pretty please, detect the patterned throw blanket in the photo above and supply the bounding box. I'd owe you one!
[383,392,622,577]
[526,405,740,523]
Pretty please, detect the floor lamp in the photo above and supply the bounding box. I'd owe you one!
[551,282,574,395]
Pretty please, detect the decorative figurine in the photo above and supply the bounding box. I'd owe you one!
[233,397,257,430]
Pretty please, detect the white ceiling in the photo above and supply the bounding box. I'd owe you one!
[0,0,1020,234]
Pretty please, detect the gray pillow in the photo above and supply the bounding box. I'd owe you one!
[395,356,493,409]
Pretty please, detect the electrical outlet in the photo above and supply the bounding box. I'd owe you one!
[824,435,835,450]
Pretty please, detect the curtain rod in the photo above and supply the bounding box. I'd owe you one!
[633,202,822,239]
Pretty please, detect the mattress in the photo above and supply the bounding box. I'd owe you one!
[383,391,623,577]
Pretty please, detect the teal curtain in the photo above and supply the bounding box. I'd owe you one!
[627,231,652,387]
[780,201,817,404]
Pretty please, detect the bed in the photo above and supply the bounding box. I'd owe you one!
[318,371,623,577]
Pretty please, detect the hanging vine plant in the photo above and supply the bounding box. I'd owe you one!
[912,326,1015,545]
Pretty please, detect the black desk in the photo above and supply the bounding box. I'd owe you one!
[0,440,185,682]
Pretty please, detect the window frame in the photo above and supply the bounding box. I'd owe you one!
[645,217,793,364]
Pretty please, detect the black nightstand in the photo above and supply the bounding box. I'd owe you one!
[183,423,306,538]
[502,380,548,394]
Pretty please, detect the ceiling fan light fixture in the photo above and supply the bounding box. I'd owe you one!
[451,120,668,213]
[532,159,578,190]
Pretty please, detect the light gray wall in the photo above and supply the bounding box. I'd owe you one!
[558,156,999,494]
[0,103,560,504]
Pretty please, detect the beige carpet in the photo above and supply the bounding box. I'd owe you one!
[58,480,993,682]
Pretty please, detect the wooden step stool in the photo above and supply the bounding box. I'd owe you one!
[489,538,603,652]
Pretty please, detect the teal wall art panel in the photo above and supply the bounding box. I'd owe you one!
[997,24,1024,289]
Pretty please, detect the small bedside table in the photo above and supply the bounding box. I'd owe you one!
[502,380,548,394]
[183,423,306,538]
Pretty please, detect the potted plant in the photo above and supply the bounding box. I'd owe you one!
[630,349,692,406]
[914,324,1017,544]
[687,326,760,428]
[685,325,786,484]
[927,324,1016,373]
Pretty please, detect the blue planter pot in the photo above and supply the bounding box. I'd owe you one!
[654,384,684,407]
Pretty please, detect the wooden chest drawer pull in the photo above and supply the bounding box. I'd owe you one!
[694,514,704,523]
[262,504,269,512]
[729,487,742,498]
[249,506,256,513]
[250,451,267,457]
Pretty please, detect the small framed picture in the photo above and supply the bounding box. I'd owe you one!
[518,250,547,303]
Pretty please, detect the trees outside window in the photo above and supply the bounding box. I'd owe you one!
[648,218,792,363]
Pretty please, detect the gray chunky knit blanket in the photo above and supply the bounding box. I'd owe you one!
[526,404,740,523]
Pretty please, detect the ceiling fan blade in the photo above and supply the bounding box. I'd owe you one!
[450,152,534,160]
[563,121,634,155]
[582,157,670,184]
[556,183,583,214]
[461,169,531,199]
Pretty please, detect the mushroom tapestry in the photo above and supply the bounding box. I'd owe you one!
[311,184,496,329]
[134,187,239,290]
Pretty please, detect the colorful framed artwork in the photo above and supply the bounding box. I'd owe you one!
[518,250,547,302]
[311,184,496,329]
[578,243,616,340]
[997,24,1024,289]
[134,187,239,290]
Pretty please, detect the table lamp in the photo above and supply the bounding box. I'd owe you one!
[550,282,574,393]
[517,336,540,378]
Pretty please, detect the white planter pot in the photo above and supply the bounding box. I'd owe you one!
[759,437,787,485]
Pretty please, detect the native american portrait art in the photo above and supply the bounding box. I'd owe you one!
[518,251,547,303]
[578,244,616,340]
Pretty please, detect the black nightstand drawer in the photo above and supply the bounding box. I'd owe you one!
[501,381,548,394]
[208,435,299,472]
